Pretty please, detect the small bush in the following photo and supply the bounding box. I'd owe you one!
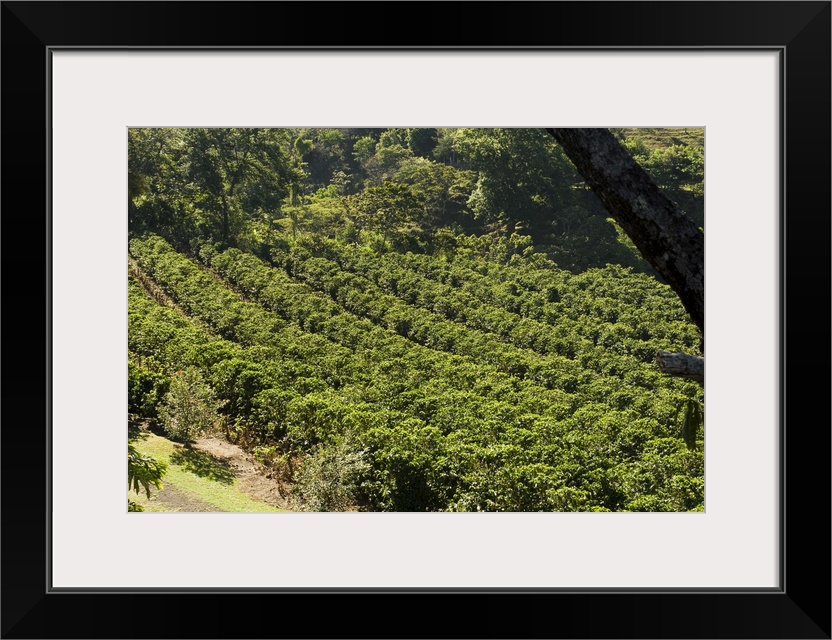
[291,439,369,512]
[158,367,225,442]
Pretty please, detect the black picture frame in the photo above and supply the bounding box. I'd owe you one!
[2,2,829,638]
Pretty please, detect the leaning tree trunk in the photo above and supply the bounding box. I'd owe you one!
[546,128,704,385]
[546,128,704,338]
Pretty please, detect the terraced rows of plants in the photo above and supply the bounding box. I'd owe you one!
[131,235,573,411]
[129,233,703,512]
[283,234,701,366]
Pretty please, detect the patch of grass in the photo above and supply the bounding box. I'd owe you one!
[128,492,169,512]
[128,432,281,512]
[169,447,236,484]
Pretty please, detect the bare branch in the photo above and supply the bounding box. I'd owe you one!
[656,351,704,385]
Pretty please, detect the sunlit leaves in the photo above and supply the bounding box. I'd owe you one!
[128,443,167,499]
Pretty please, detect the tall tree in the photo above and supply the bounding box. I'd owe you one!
[346,181,421,247]
[184,128,299,244]
[393,157,476,230]
[547,128,704,384]
[546,128,704,337]
[452,128,584,235]
[128,128,188,235]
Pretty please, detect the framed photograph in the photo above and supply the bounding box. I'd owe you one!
[3,1,829,638]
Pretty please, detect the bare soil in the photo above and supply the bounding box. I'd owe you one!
[191,435,294,511]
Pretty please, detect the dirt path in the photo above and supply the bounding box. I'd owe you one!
[131,423,296,512]
[191,435,294,511]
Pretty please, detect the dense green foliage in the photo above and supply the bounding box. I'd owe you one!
[128,442,167,511]
[157,367,226,442]
[128,127,704,512]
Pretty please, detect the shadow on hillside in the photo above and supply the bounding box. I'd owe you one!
[128,419,146,440]
[170,447,235,485]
